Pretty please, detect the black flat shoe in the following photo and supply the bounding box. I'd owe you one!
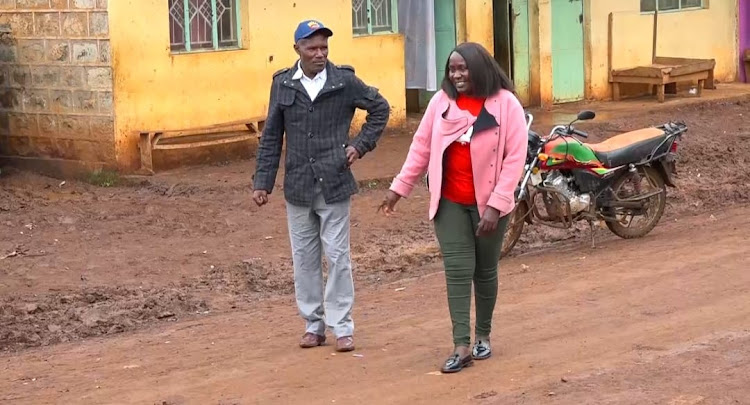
[472,340,492,360]
[441,353,473,373]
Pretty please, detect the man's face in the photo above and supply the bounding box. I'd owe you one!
[294,33,329,75]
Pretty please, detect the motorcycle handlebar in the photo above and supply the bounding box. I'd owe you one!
[548,125,588,140]
[571,129,588,138]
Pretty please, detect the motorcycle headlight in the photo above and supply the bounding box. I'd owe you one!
[527,131,542,160]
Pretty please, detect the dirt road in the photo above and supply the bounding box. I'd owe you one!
[2,93,750,403]
[1,206,749,404]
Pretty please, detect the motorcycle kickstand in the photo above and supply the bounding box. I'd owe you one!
[588,220,596,249]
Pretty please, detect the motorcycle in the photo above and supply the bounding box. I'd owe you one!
[501,110,687,257]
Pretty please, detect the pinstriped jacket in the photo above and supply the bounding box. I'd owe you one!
[253,61,390,206]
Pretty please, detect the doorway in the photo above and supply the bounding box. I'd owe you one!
[550,0,585,103]
[493,0,531,105]
[493,0,512,75]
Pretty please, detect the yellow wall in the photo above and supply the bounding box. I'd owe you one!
[536,0,553,106]
[528,0,542,105]
[455,0,493,51]
[534,0,738,105]
[109,0,406,171]
[464,0,494,51]
[455,0,468,43]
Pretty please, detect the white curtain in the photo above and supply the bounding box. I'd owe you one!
[398,0,438,91]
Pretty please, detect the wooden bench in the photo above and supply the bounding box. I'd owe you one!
[138,117,265,174]
[607,10,715,103]
[610,57,716,103]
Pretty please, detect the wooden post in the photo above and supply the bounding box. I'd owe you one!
[607,12,613,82]
[139,132,155,174]
[706,68,716,89]
[652,8,658,63]
[612,82,621,101]
[608,12,616,100]
[656,84,665,103]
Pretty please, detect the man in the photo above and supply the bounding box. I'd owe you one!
[252,20,390,352]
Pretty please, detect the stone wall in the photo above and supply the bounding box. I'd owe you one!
[0,0,113,172]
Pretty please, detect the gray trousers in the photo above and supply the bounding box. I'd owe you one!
[286,185,354,338]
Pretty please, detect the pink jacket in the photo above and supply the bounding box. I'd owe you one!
[390,89,528,220]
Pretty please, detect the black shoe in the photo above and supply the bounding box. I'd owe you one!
[441,353,473,373]
[472,340,492,360]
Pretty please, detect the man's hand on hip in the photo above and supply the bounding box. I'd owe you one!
[253,189,269,206]
[345,146,360,166]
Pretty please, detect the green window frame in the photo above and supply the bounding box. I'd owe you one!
[352,0,399,36]
[640,0,704,13]
[168,0,242,53]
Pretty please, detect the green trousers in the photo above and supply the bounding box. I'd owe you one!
[433,198,510,346]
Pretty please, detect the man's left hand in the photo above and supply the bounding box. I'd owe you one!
[345,146,360,166]
[476,207,501,237]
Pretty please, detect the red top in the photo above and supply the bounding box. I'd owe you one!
[442,95,485,205]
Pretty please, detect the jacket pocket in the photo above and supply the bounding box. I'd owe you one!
[278,91,295,107]
[335,144,350,173]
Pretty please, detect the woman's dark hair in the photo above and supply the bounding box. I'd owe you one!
[441,42,515,99]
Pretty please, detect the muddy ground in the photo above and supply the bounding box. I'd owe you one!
[2,203,749,405]
[1,95,750,404]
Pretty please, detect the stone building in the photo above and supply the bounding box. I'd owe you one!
[1,0,111,174]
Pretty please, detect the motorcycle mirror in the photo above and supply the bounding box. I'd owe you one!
[577,110,596,121]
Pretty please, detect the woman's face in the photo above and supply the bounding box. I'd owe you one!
[448,51,472,95]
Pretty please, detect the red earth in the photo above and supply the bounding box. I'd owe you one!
[1,90,750,404]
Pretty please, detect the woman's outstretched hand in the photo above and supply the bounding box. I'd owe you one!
[378,190,402,216]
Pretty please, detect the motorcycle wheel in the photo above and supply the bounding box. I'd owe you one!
[605,166,666,239]
[501,202,527,258]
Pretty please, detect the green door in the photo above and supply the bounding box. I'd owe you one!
[421,0,456,108]
[434,0,457,85]
[551,0,584,103]
[512,0,531,105]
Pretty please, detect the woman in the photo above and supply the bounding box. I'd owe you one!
[379,42,527,373]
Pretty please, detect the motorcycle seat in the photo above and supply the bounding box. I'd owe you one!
[586,127,668,168]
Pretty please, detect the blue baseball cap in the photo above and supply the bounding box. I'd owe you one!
[294,19,333,43]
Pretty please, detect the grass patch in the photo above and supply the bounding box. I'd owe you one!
[357,177,394,191]
[86,169,121,187]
